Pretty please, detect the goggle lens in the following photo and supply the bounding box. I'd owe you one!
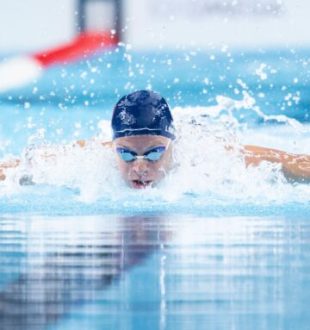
[116,146,167,163]
[116,149,136,162]
[144,147,166,161]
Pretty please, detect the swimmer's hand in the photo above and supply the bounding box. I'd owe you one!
[243,145,310,183]
[0,159,20,181]
[0,159,33,184]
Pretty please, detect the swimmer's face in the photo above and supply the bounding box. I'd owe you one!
[113,135,173,189]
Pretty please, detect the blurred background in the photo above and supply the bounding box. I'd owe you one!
[0,0,309,52]
[0,0,309,154]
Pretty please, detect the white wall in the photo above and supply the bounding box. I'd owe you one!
[0,0,309,52]
[0,0,75,52]
[125,0,310,49]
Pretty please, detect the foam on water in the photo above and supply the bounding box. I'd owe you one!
[0,93,309,214]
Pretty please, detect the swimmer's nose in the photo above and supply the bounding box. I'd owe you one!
[131,159,149,177]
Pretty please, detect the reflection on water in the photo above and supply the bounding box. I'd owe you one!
[0,215,170,330]
[0,215,309,330]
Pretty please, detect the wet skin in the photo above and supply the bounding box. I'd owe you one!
[113,135,173,189]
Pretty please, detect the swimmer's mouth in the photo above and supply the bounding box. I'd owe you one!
[131,180,153,189]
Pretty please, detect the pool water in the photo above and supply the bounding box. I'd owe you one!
[1,214,310,330]
[0,47,310,329]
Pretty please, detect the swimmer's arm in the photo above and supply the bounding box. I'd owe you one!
[243,145,310,182]
[0,140,112,182]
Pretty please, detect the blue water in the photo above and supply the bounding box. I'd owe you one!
[0,47,310,329]
[1,48,310,155]
[1,214,309,330]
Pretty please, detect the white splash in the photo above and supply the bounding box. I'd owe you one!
[1,94,309,207]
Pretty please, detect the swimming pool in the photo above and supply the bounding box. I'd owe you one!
[0,47,310,329]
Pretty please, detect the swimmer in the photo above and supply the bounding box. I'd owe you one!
[0,90,310,187]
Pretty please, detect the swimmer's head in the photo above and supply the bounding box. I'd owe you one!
[111,90,175,140]
[111,90,175,189]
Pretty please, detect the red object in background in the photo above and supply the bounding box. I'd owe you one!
[34,31,118,67]
[0,31,118,93]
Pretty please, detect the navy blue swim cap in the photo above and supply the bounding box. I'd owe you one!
[111,90,175,140]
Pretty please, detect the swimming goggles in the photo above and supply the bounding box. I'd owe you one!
[116,145,168,163]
